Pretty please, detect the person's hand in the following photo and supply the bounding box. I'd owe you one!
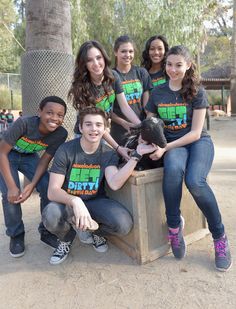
[117,146,132,161]
[149,147,166,160]
[70,197,95,230]
[7,185,21,204]
[121,121,136,133]
[136,143,158,156]
[14,183,35,204]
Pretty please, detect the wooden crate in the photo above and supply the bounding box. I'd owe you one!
[106,167,209,264]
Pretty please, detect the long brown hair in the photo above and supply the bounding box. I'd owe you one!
[166,45,200,101]
[68,40,114,110]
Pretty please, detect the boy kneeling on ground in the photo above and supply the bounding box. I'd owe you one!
[0,96,68,257]
[42,106,157,265]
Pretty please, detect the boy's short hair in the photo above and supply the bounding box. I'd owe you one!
[79,106,109,127]
[39,96,67,114]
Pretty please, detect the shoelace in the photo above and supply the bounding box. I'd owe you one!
[214,239,226,257]
[168,233,180,248]
[93,235,106,246]
[55,241,70,255]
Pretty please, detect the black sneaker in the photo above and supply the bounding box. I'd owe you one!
[92,234,108,253]
[214,234,232,272]
[10,233,25,258]
[50,240,72,265]
[40,230,59,248]
[168,216,186,259]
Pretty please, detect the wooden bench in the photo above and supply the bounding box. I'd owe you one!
[106,167,209,264]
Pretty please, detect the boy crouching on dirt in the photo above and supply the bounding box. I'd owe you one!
[42,106,157,265]
[0,96,68,258]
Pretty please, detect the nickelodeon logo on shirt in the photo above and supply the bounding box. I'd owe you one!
[158,103,188,130]
[152,77,166,88]
[96,90,115,113]
[122,80,143,105]
[13,137,48,153]
[67,164,101,196]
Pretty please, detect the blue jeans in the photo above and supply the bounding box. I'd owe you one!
[0,150,49,237]
[42,197,133,242]
[163,136,224,239]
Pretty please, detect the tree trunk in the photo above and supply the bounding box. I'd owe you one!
[25,0,72,54]
[230,0,236,116]
[22,0,75,138]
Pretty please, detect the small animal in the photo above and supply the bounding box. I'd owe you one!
[125,117,167,149]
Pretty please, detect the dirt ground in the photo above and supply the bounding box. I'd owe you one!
[0,117,236,309]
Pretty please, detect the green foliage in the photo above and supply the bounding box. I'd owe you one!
[201,35,231,72]
[70,0,217,62]
[206,89,229,106]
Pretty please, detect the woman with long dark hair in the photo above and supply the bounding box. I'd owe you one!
[69,40,141,159]
[141,35,169,88]
[145,45,232,272]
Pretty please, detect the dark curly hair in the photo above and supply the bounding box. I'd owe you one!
[166,45,200,101]
[68,40,114,110]
[141,35,169,72]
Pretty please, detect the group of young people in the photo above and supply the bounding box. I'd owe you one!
[0,34,232,271]
[0,109,15,132]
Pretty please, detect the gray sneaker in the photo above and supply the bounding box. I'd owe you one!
[78,230,93,244]
[214,235,232,272]
[168,216,186,259]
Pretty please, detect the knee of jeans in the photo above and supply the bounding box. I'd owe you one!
[42,202,63,233]
[115,213,133,236]
[164,163,184,179]
[185,177,205,196]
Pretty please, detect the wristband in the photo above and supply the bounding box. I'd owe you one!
[130,150,142,162]
[115,145,120,151]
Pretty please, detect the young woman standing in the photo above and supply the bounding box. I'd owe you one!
[68,40,141,160]
[145,45,232,272]
[141,35,169,88]
[110,35,153,146]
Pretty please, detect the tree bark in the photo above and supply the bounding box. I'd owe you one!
[25,0,72,54]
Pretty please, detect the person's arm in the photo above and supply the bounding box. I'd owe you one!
[0,140,20,203]
[150,109,206,160]
[103,130,131,160]
[48,173,94,230]
[105,143,157,190]
[111,112,135,133]
[116,92,141,125]
[142,90,150,108]
[14,152,53,203]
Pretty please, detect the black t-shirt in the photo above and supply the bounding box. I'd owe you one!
[149,70,166,89]
[50,138,119,200]
[145,82,209,142]
[110,66,153,145]
[74,70,123,134]
[113,65,153,119]
[2,116,68,156]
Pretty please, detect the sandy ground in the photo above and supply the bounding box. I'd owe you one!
[0,117,236,309]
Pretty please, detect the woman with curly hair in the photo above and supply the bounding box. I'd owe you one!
[145,45,232,272]
[68,40,141,159]
[141,35,169,88]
